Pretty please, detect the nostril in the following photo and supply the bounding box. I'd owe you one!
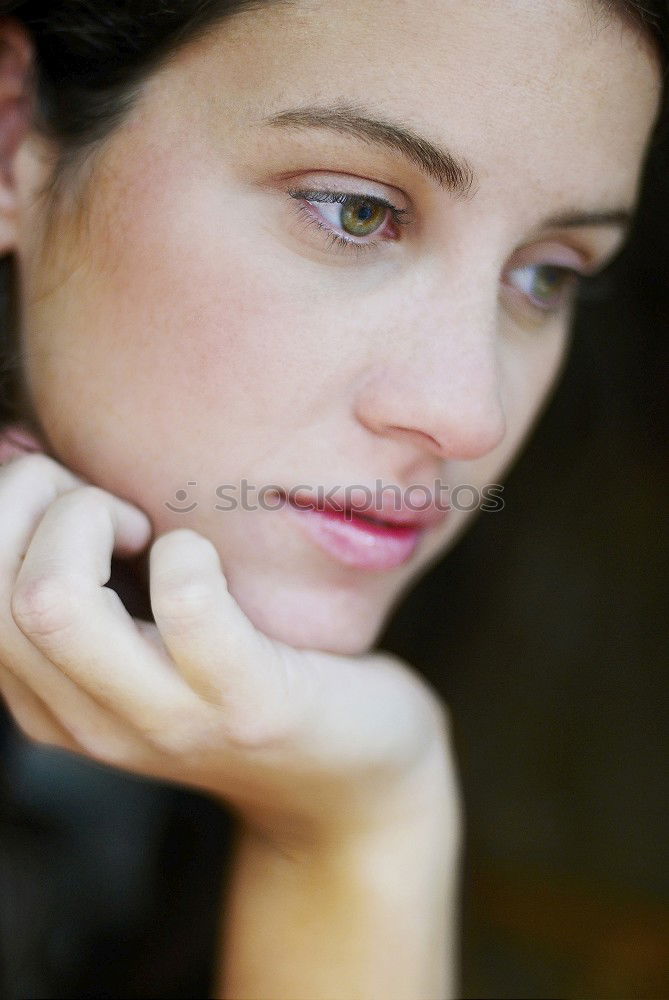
[385,425,446,456]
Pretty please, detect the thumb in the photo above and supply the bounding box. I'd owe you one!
[0,423,45,464]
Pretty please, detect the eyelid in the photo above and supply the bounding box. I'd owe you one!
[506,239,589,275]
[285,185,413,255]
[276,168,412,209]
[509,233,629,280]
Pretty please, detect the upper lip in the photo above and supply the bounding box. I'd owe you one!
[279,486,449,531]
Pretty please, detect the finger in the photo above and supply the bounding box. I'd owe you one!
[0,457,193,770]
[0,453,86,586]
[10,486,201,738]
[149,530,300,732]
[0,664,79,751]
[0,454,98,736]
[0,658,177,778]
[149,531,438,764]
[2,455,150,563]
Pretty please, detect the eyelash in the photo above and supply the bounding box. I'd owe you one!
[286,186,585,314]
[286,187,411,254]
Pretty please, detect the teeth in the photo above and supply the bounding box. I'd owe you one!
[349,510,406,528]
[291,497,411,528]
[350,511,375,523]
[347,509,384,525]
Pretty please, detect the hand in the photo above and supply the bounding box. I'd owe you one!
[0,446,459,851]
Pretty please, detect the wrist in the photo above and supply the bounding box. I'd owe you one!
[238,730,462,867]
[225,768,461,1000]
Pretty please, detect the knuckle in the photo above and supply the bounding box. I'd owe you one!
[223,704,289,753]
[141,701,227,759]
[139,702,287,761]
[11,573,84,638]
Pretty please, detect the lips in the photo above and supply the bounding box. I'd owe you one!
[275,485,449,571]
[283,487,449,531]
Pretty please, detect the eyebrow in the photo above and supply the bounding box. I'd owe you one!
[262,101,633,234]
[540,209,633,235]
[262,101,477,196]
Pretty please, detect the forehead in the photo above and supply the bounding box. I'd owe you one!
[153,0,661,210]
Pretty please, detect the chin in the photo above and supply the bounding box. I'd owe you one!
[226,572,386,656]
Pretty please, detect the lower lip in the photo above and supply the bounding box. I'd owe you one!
[283,500,422,570]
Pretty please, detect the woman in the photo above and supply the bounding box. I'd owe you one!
[0,1,664,997]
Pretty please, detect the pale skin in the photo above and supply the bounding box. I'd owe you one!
[0,1,661,998]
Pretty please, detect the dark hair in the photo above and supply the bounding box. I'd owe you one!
[0,2,291,171]
[0,0,666,427]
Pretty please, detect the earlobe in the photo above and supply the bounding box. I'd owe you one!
[0,423,44,464]
[0,18,35,256]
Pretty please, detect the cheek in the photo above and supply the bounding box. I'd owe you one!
[22,168,369,542]
[492,323,570,471]
[22,169,319,493]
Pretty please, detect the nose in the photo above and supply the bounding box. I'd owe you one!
[353,294,507,462]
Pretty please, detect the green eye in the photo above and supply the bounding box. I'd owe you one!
[340,197,388,237]
[532,266,572,302]
[287,186,410,255]
[510,264,579,311]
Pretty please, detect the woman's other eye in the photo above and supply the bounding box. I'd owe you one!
[286,188,411,254]
[505,263,581,314]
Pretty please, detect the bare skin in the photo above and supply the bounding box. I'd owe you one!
[0,1,661,997]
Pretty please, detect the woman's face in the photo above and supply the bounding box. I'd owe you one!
[12,0,659,653]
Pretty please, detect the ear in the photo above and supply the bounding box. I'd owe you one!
[0,422,44,464]
[0,18,35,257]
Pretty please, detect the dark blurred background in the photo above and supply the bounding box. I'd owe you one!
[383,125,669,997]
[1,132,667,999]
